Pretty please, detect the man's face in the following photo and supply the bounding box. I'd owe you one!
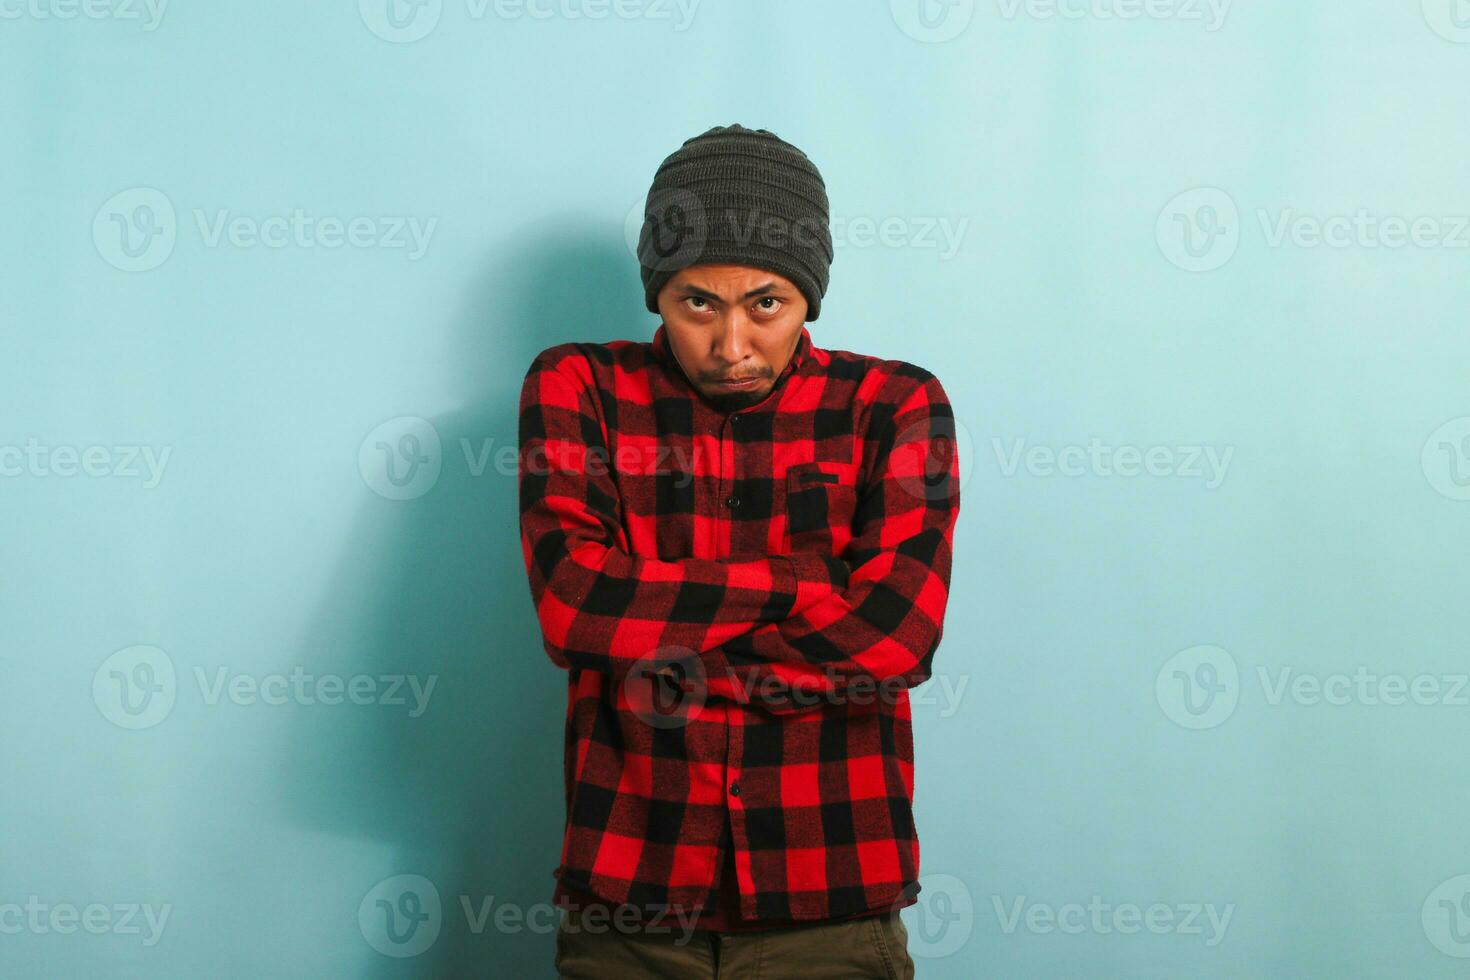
[656,264,809,412]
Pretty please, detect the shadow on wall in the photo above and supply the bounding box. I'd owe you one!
[278,223,647,979]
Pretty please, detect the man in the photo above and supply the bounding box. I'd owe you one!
[518,124,959,978]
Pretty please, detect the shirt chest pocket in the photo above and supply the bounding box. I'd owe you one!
[784,461,860,557]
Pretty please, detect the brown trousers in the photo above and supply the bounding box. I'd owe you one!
[555,907,916,979]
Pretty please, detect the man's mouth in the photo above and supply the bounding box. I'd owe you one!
[711,376,761,390]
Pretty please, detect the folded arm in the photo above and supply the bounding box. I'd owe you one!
[517,347,848,685]
[699,372,960,714]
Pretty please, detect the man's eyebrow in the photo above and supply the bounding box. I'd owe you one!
[677,281,785,301]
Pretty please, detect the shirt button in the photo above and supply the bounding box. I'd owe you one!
[726,495,740,509]
[729,781,741,797]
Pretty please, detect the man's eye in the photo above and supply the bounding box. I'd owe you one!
[756,297,781,312]
[686,297,710,311]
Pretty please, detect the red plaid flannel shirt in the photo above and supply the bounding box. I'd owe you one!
[518,323,959,925]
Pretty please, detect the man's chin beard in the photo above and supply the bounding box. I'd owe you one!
[701,383,768,412]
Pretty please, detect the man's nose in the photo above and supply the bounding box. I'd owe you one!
[710,316,753,365]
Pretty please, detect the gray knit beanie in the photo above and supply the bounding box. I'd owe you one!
[637,124,834,321]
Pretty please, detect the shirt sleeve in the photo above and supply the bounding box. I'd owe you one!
[518,348,849,684]
[698,372,960,713]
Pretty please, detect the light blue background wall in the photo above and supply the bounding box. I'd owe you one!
[4,1,1470,976]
